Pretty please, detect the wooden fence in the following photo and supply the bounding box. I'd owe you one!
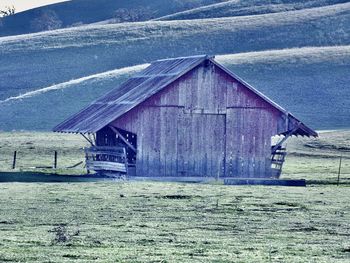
[2,150,84,172]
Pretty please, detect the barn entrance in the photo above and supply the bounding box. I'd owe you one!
[85,126,137,175]
[177,113,226,178]
[112,127,137,166]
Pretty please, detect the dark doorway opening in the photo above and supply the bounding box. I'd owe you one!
[114,127,137,166]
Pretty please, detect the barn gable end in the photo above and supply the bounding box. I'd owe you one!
[109,60,291,177]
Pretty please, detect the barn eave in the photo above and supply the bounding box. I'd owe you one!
[283,113,318,137]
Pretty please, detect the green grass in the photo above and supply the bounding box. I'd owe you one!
[157,0,346,21]
[0,131,349,261]
[0,130,349,181]
[282,130,350,182]
[0,132,88,174]
[0,182,349,262]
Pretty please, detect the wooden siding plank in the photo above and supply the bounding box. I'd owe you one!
[147,107,160,177]
[159,107,167,176]
[166,108,178,176]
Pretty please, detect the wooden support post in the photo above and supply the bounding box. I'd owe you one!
[85,151,90,175]
[272,124,301,154]
[12,151,17,169]
[54,151,58,169]
[88,133,95,146]
[337,155,342,186]
[81,133,94,146]
[109,126,137,153]
[123,147,128,176]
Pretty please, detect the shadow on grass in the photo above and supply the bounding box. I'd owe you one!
[307,179,350,186]
[1,171,349,185]
[0,172,115,183]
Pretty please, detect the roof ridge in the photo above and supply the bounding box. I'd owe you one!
[154,54,214,63]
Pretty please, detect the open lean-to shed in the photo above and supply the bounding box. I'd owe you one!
[54,55,317,179]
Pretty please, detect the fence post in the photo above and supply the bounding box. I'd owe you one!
[12,151,17,169]
[54,151,58,169]
[85,150,90,174]
[337,155,342,186]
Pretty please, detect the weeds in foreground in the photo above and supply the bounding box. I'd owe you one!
[49,223,80,245]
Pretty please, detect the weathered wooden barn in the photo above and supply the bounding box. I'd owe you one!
[54,55,317,178]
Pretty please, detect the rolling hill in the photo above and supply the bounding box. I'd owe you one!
[157,0,348,20]
[0,0,349,132]
[0,46,348,131]
[1,3,349,101]
[0,2,349,261]
[0,0,225,37]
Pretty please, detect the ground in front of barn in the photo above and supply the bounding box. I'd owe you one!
[0,130,349,262]
[0,182,349,262]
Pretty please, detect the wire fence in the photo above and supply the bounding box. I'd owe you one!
[0,148,349,184]
[0,149,86,173]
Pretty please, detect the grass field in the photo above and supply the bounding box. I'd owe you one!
[281,130,350,182]
[0,131,349,262]
[157,0,346,20]
[0,130,349,181]
[0,132,88,175]
[0,182,349,262]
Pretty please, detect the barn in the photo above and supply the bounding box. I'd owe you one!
[53,55,317,179]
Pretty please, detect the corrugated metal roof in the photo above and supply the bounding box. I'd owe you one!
[53,55,209,133]
[53,54,317,137]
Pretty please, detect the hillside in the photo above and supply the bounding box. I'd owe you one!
[0,1,349,132]
[1,3,349,101]
[0,0,225,37]
[0,46,348,131]
[1,1,350,261]
[157,0,348,20]
[219,46,350,130]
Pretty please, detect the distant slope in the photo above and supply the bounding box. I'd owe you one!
[0,64,149,131]
[218,46,350,131]
[0,0,225,37]
[1,3,349,100]
[0,46,349,131]
[157,0,348,20]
